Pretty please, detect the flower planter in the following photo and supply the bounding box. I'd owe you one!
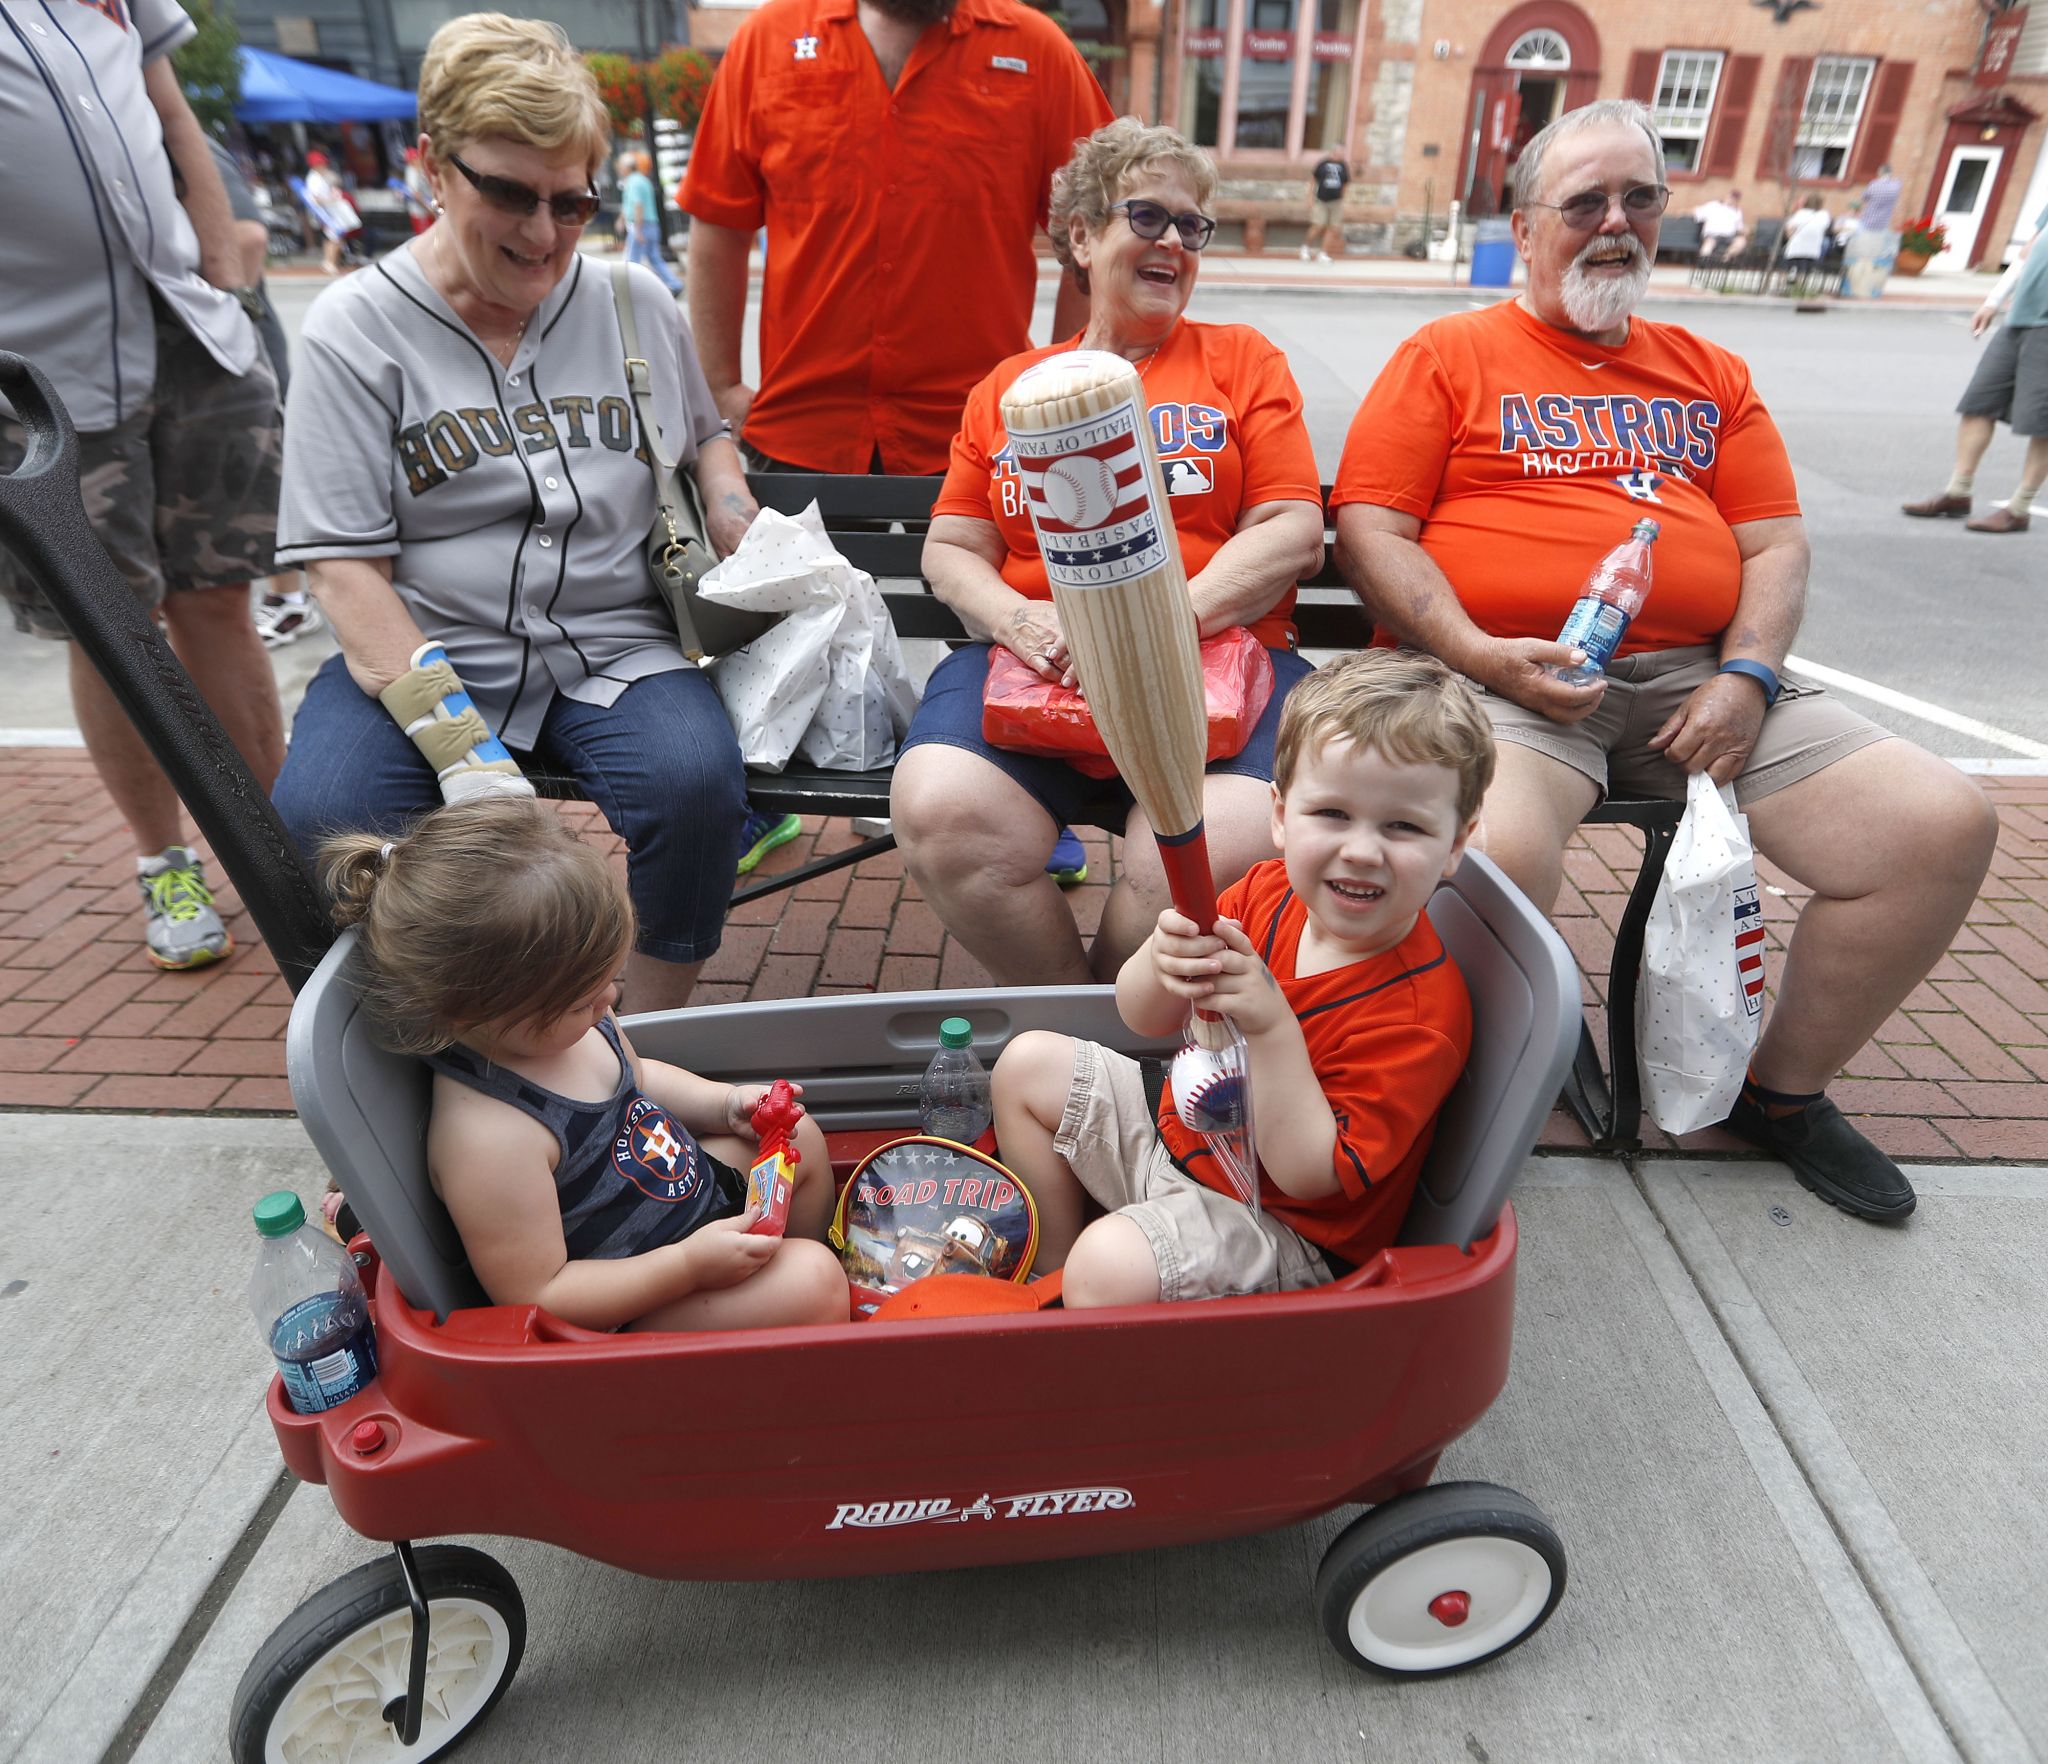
[1893,247,1933,277]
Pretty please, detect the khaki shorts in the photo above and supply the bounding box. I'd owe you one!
[1471,644,1889,808]
[1309,198,1342,230]
[1053,1038,1333,1301]
[0,298,282,640]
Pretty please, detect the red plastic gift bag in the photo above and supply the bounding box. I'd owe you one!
[982,626,1276,781]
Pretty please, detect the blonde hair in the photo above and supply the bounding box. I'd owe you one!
[1273,651,1496,823]
[1048,117,1218,284]
[321,798,634,1057]
[417,14,611,176]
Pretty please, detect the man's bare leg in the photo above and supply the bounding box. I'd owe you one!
[1742,741,1995,1095]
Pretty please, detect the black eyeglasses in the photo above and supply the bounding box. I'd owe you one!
[1527,183,1670,230]
[1111,200,1218,252]
[446,152,601,227]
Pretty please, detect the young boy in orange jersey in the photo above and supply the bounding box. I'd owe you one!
[992,651,1496,1306]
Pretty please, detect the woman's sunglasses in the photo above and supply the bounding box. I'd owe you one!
[447,152,602,227]
[1111,200,1217,252]
[1527,183,1670,230]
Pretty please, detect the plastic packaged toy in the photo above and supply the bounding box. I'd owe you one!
[744,1079,803,1237]
[830,1136,1039,1317]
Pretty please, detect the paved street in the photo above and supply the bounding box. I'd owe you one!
[5,263,2048,1763]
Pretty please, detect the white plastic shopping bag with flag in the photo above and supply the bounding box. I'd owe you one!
[1636,771,1766,1136]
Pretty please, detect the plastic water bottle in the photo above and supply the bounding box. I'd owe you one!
[250,1190,378,1415]
[1553,519,1659,686]
[919,1017,992,1145]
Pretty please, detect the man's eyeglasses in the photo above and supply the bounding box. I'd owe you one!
[447,152,602,227]
[1111,200,1217,252]
[1527,183,1670,230]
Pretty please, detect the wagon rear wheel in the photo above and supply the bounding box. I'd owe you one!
[1315,1482,1565,1677]
[229,1544,525,1764]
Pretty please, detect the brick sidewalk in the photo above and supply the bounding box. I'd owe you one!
[4,746,2046,1160]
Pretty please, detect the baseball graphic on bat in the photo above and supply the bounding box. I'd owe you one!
[1042,455,1120,529]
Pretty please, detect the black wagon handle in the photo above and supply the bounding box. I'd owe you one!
[0,351,334,992]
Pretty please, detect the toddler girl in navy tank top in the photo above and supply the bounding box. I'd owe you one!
[321,799,847,1332]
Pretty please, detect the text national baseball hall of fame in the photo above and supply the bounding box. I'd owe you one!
[1011,398,1172,591]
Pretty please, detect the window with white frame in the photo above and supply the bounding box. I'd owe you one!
[1795,55,1876,178]
[1506,30,1570,70]
[1651,50,1723,174]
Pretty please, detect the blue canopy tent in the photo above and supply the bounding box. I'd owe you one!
[233,47,416,124]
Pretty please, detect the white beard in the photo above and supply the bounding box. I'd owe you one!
[1558,239,1651,333]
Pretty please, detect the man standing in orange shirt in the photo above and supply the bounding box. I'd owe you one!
[1332,99,1996,1224]
[679,0,1111,475]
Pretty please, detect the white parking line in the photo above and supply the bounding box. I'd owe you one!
[1787,655,2048,760]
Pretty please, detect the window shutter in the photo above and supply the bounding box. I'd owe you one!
[1702,53,1761,178]
[1626,50,1660,105]
[1756,56,1811,179]
[1847,61,1914,183]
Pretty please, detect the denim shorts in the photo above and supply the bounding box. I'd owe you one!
[898,641,1315,830]
[273,657,748,963]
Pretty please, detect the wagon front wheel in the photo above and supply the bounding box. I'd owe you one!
[230,1544,525,1763]
[1315,1482,1565,1677]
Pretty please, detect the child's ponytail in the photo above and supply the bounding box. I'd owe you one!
[321,832,393,930]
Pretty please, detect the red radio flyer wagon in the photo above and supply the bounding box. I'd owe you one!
[0,353,1581,1764]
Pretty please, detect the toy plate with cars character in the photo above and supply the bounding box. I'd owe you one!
[830,1136,1039,1318]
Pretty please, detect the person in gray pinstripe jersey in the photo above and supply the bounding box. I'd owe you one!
[271,13,759,1013]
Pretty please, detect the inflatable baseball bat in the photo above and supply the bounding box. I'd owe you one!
[999,351,1235,1064]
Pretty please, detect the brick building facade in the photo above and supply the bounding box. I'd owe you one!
[1150,0,2048,267]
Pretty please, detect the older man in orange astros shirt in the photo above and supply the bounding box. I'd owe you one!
[1332,99,1997,1226]
[678,0,1111,475]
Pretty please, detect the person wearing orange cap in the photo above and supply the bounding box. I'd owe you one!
[678,0,1111,476]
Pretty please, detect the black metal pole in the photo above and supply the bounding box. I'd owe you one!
[0,353,335,993]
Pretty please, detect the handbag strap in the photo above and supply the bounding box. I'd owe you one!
[609,261,708,657]
[610,259,677,477]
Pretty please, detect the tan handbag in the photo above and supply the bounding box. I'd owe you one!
[608,262,774,661]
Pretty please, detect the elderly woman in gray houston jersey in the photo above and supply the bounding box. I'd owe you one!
[272,13,755,1010]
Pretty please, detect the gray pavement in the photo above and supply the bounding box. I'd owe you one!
[5,1119,2043,1762]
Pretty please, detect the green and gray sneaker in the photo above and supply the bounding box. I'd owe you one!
[139,846,234,971]
[736,809,803,875]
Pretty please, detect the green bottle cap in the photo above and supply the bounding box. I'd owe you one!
[1633,518,1661,542]
[253,1191,306,1238]
[938,1017,973,1049]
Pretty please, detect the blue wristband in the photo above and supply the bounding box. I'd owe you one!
[1718,658,1781,707]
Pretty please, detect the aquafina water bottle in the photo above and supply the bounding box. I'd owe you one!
[1554,518,1659,686]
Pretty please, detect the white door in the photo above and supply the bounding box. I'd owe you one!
[1929,145,2003,272]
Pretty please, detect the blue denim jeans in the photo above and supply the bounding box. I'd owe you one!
[624,219,682,293]
[274,656,747,963]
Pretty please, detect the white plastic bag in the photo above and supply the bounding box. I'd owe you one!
[1636,771,1766,1135]
[699,504,918,772]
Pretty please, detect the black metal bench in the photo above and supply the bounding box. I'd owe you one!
[538,470,1675,1147]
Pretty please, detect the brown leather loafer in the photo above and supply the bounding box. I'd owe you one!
[1901,492,1972,519]
[1965,506,2031,533]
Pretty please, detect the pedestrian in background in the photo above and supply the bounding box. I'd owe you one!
[0,0,287,970]
[1859,164,1903,235]
[617,149,683,295]
[302,149,361,275]
[1902,208,2048,535]
[1301,151,1348,261]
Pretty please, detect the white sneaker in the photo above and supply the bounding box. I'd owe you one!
[254,594,324,649]
[1317,251,1333,262]
[1299,245,1314,261]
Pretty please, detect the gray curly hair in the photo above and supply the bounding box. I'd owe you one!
[1048,116,1218,291]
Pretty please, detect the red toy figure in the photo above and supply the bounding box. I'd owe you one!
[744,1080,804,1237]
